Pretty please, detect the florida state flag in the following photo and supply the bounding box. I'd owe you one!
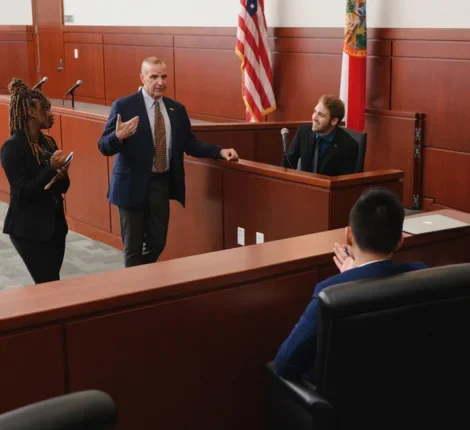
[340,0,367,131]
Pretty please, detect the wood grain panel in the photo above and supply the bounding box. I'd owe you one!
[103,34,173,47]
[256,128,297,166]
[175,48,245,120]
[367,56,391,110]
[0,40,35,89]
[422,148,470,212]
[64,43,105,100]
[269,52,342,121]
[174,35,237,50]
[274,37,341,54]
[63,33,102,44]
[193,130,256,161]
[66,270,317,430]
[103,45,174,102]
[391,57,470,152]
[33,0,66,99]
[60,115,111,232]
[0,326,65,413]
[223,168,329,248]
[0,32,33,41]
[393,40,470,60]
[329,180,403,229]
[364,113,416,208]
[160,159,224,261]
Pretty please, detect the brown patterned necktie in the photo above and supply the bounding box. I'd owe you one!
[154,100,167,172]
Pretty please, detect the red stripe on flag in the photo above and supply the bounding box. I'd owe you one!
[347,55,367,131]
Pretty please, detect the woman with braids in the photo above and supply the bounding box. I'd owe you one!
[1,78,70,284]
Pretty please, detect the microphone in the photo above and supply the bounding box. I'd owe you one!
[32,76,48,90]
[280,128,294,169]
[64,80,83,97]
[281,128,289,152]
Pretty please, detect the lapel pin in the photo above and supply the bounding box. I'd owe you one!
[169,107,174,111]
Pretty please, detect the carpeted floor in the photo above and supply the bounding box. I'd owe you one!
[0,201,124,290]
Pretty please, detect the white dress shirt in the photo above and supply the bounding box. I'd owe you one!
[142,88,172,173]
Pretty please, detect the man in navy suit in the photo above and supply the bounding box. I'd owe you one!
[281,95,358,175]
[274,188,427,382]
[99,57,238,267]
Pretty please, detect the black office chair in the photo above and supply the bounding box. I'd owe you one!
[295,127,367,173]
[266,263,470,430]
[340,127,367,173]
[0,390,117,430]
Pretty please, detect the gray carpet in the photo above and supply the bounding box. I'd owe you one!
[0,201,124,290]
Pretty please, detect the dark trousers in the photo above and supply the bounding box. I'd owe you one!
[118,174,170,268]
[10,232,66,284]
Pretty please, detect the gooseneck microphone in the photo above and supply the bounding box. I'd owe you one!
[32,76,48,91]
[280,128,294,169]
[64,80,83,97]
[64,80,83,108]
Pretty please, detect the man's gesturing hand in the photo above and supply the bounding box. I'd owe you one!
[115,114,139,141]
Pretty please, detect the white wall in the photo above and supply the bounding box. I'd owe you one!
[63,0,470,29]
[0,0,32,25]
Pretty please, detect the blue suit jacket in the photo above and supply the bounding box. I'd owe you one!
[274,260,428,382]
[98,91,223,209]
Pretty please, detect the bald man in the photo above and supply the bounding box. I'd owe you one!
[99,56,238,267]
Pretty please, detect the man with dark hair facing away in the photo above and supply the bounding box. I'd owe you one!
[274,188,427,382]
[282,94,358,176]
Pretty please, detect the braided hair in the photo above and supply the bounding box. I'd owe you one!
[8,78,57,163]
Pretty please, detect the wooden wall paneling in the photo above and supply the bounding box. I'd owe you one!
[367,55,391,110]
[193,130,256,161]
[63,33,103,44]
[64,42,105,100]
[103,45,175,102]
[159,159,224,261]
[0,33,35,90]
[255,127,298,166]
[364,113,417,208]
[66,270,317,430]
[60,115,111,233]
[174,40,246,120]
[32,0,66,99]
[268,52,342,121]
[422,148,470,212]
[0,103,10,197]
[391,56,470,152]
[223,168,329,248]
[0,326,65,413]
[329,179,403,229]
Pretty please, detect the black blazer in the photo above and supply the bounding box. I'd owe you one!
[282,125,359,176]
[98,92,223,209]
[1,131,70,241]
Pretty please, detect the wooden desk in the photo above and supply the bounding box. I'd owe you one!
[0,96,404,262]
[0,209,468,430]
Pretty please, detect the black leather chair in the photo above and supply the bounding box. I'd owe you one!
[266,263,470,430]
[0,390,117,430]
[340,127,367,173]
[296,127,367,173]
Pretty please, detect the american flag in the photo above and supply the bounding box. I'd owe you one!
[236,0,276,122]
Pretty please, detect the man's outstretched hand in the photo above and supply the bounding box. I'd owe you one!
[220,148,239,161]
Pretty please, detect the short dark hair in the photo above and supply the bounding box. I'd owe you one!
[318,94,345,123]
[349,188,404,255]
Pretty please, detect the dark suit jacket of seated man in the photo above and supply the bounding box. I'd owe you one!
[98,56,238,268]
[282,95,358,176]
[274,188,428,382]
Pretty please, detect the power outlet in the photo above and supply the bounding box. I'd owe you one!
[256,232,264,244]
[237,227,245,246]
